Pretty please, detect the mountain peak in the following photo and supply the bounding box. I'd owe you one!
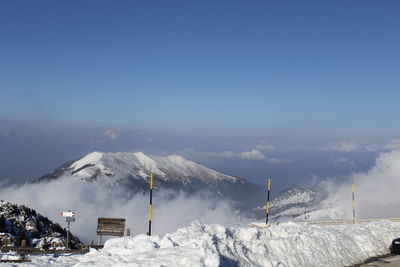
[39,151,239,185]
[132,152,160,173]
[164,155,186,164]
[70,151,103,170]
[34,151,263,217]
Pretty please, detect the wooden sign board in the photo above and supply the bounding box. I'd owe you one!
[97,218,125,237]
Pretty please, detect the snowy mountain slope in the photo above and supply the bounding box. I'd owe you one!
[6,220,400,266]
[0,201,82,249]
[272,186,316,207]
[270,186,322,219]
[38,151,238,184]
[67,151,238,184]
[35,152,333,220]
[35,151,265,213]
[254,186,324,220]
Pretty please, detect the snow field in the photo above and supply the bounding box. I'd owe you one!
[3,220,400,267]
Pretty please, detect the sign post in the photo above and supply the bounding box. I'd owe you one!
[148,173,154,236]
[266,178,271,228]
[61,210,75,249]
[352,183,356,224]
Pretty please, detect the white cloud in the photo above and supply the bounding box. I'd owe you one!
[317,149,400,220]
[322,142,358,152]
[361,139,400,151]
[239,149,267,160]
[255,144,274,151]
[104,128,122,140]
[0,177,253,243]
[335,157,357,168]
[321,139,400,152]
[206,151,236,159]
[255,138,274,151]
[383,139,400,150]
[204,149,286,163]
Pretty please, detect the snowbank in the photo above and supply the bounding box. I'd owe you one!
[3,220,400,267]
[76,220,400,267]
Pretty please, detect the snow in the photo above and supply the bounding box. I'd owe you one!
[254,187,320,220]
[133,152,163,175]
[4,220,400,267]
[272,188,315,207]
[70,152,103,170]
[66,151,237,183]
[75,234,219,267]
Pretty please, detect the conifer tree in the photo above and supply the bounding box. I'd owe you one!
[0,215,5,232]
[15,229,28,246]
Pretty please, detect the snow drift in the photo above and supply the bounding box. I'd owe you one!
[75,220,400,267]
[5,220,400,267]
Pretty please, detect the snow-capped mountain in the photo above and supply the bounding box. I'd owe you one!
[255,186,322,220]
[35,152,330,220]
[35,151,264,213]
[56,151,237,184]
[270,186,321,219]
[0,200,82,249]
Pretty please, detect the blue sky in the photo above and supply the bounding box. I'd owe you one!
[1,1,400,189]
[1,0,399,134]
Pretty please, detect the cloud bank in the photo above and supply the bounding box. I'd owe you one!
[321,139,400,152]
[312,149,400,220]
[0,177,253,243]
[203,149,286,163]
[321,142,358,152]
[104,128,123,140]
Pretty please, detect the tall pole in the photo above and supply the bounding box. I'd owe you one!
[65,210,71,249]
[352,183,356,224]
[67,220,70,249]
[148,173,154,236]
[66,209,71,249]
[266,178,271,227]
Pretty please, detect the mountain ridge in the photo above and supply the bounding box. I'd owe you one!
[35,151,265,214]
[38,151,240,184]
[34,151,328,220]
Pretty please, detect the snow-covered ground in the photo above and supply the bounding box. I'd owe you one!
[2,220,400,267]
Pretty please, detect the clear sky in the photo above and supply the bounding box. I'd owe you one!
[1,1,399,190]
[1,0,399,135]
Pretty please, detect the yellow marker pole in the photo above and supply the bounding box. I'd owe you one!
[352,183,356,224]
[148,173,154,236]
[266,178,271,227]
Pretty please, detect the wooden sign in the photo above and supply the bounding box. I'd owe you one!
[97,218,125,237]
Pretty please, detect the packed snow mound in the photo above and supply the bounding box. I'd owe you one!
[74,220,400,267]
[63,151,238,184]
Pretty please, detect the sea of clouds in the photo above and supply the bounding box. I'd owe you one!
[318,149,400,220]
[1,149,400,243]
[0,177,251,242]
